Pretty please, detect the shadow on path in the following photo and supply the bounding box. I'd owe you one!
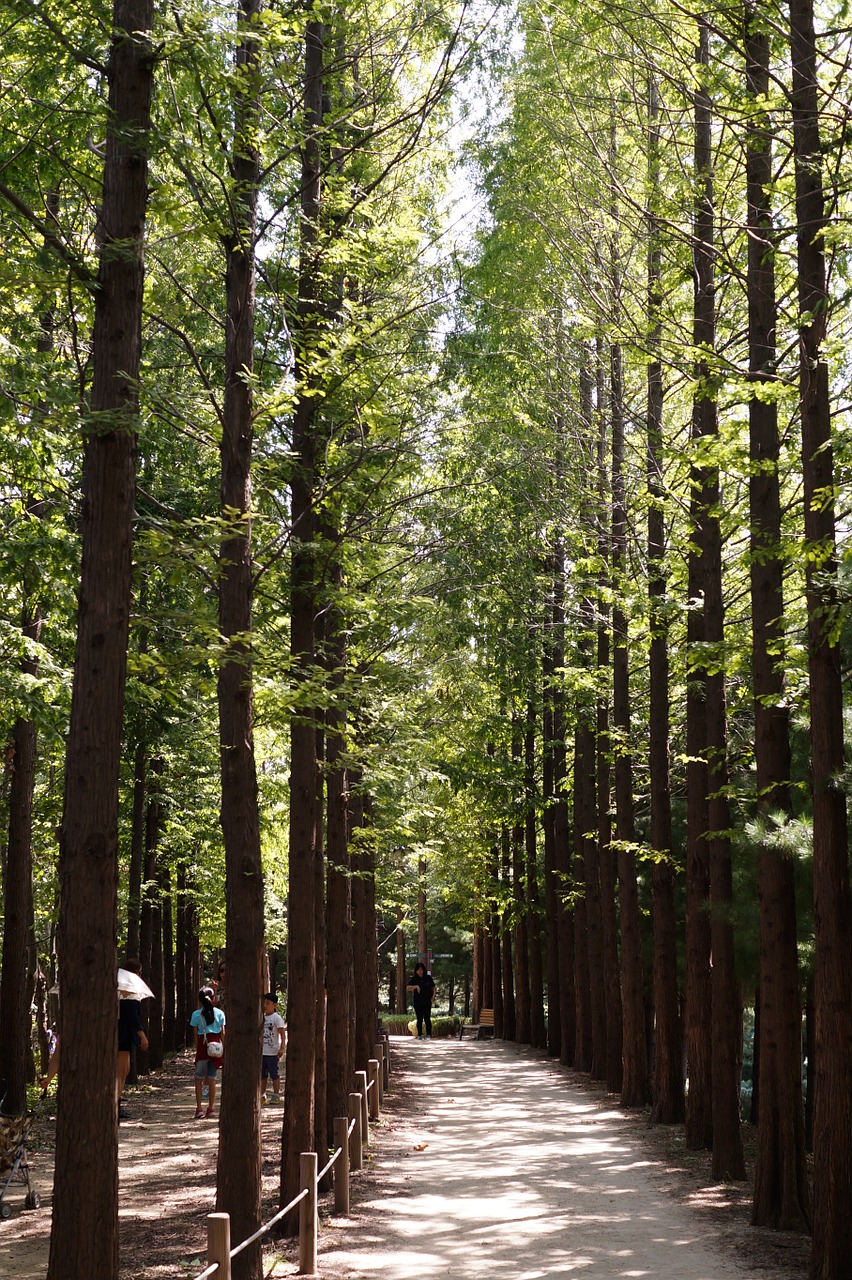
[319,1037,755,1280]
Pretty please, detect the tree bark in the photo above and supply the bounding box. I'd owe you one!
[500,826,516,1040]
[525,698,547,1049]
[552,547,575,1068]
[788,0,852,1270]
[684,19,714,1154]
[744,0,809,1231]
[646,76,683,1126]
[0,596,43,1114]
[215,0,266,1269]
[572,715,593,1073]
[692,17,746,1181]
[125,741,147,964]
[512,719,531,1043]
[599,153,623,1100]
[543,687,561,1057]
[48,1,153,1273]
[281,16,324,1235]
[325,618,353,1143]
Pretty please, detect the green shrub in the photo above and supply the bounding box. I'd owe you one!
[378,1013,462,1039]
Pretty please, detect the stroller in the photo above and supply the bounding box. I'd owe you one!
[0,1106,41,1218]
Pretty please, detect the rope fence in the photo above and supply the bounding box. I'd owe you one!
[193,1037,390,1279]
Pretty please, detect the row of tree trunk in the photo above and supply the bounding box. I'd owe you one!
[469,8,849,1277]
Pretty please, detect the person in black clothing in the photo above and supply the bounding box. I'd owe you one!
[117,960,148,1120]
[406,962,436,1038]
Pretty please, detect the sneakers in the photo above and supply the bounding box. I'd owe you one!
[269,1093,281,1104]
[261,1093,268,1104]
[194,1107,204,1120]
[205,1106,215,1119]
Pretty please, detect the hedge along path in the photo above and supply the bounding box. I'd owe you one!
[316,1036,761,1280]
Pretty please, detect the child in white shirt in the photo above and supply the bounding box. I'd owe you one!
[261,992,285,1102]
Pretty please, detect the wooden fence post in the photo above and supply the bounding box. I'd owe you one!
[381,1035,390,1090]
[348,1092,363,1171]
[207,1213,231,1280]
[368,1058,380,1120]
[334,1115,350,1216]
[298,1151,317,1276]
[355,1069,369,1148]
[372,1042,385,1106]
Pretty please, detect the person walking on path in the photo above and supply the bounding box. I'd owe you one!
[406,962,435,1038]
[260,992,285,1103]
[117,958,148,1120]
[190,986,225,1119]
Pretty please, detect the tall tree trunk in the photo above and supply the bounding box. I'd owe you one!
[525,698,546,1049]
[160,861,176,1053]
[0,594,43,1114]
[744,0,809,1231]
[552,547,576,1068]
[125,741,147,963]
[395,910,407,1014]
[147,876,163,1070]
[598,337,622,1098]
[418,857,428,961]
[646,76,683,1126]
[692,17,746,1181]
[599,154,623,1100]
[48,1,154,1273]
[788,0,852,1270]
[500,826,516,1041]
[543,685,561,1057]
[325,618,353,1142]
[281,16,324,1235]
[482,916,494,1010]
[0,195,57,1113]
[473,921,484,1013]
[684,19,714,1154]
[572,715,593,1073]
[512,719,531,1043]
[215,0,266,1268]
[614,328,648,1110]
[490,839,505,1038]
[355,794,378,1066]
[136,760,163,1077]
[313,717,328,1187]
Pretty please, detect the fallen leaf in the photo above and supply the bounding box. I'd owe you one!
[413,1142,428,1151]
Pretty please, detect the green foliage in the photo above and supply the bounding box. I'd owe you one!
[378,1013,462,1038]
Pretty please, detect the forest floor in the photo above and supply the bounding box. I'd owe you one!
[0,1036,811,1280]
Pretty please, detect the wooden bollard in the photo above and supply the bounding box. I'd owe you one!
[348,1092,363,1171]
[373,1043,385,1106]
[355,1069,370,1148]
[298,1151,317,1276]
[381,1035,390,1090]
[334,1115,350,1215]
[207,1212,232,1280]
[368,1059,380,1120]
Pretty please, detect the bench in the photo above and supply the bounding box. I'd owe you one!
[459,1008,494,1040]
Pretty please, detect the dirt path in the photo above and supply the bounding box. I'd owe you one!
[0,1038,810,1280]
[312,1038,810,1280]
[0,1052,285,1280]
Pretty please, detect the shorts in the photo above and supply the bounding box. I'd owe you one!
[194,1058,220,1080]
[262,1054,280,1081]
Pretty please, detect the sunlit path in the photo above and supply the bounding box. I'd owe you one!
[319,1036,751,1280]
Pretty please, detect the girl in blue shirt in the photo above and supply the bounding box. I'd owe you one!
[190,987,226,1119]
